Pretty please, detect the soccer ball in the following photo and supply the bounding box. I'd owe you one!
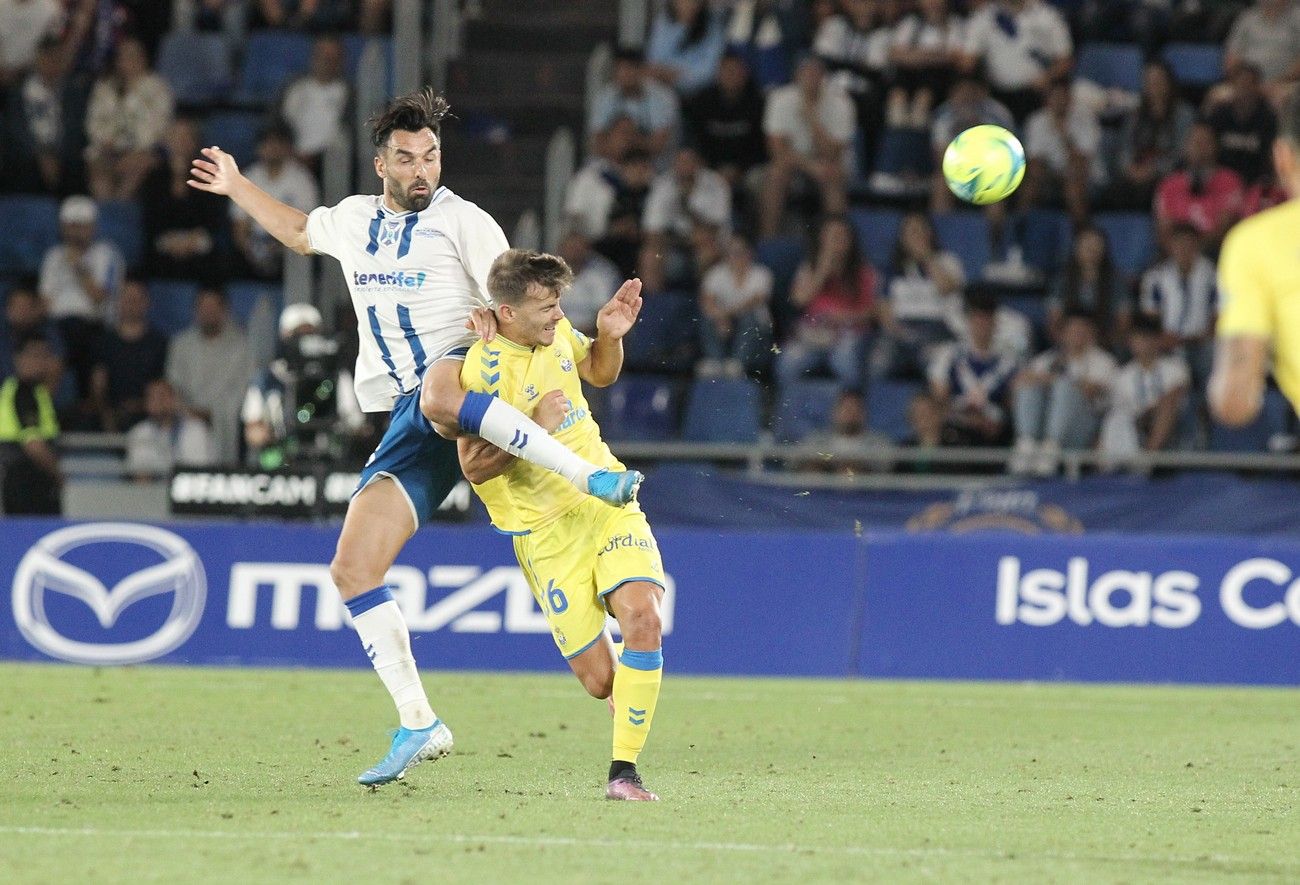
[941,125,1026,206]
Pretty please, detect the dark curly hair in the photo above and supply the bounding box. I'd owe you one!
[367,87,452,153]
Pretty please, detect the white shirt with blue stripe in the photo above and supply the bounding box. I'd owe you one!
[305,187,509,413]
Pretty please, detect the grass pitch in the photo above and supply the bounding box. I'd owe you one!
[0,664,1297,883]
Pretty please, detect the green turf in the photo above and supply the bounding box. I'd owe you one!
[0,664,1297,884]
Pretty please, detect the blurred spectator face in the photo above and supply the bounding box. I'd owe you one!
[718,55,749,96]
[811,0,837,28]
[613,58,643,93]
[1142,63,1173,106]
[257,130,294,166]
[966,308,996,350]
[1061,315,1096,354]
[1075,228,1106,266]
[691,223,722,261]
[60,219,94,250]
[919,0,947,18]
[671,0,704,22]
[1231,65,1263,104]
[34,39,61,83]
[600,117,638,162]
[1046,80,1071,117]
[165,118,201,162]
[557,231,592,268]
[726,236,753,271]
[672,147,701,183]
[622,152,655,188]
[144,380,178,422]
[118,281,149,323]
[114,38,149,81]
[1184,124,1217,167]
[1129,326,1160,362]
[1169,226,1202,268]
[15,340,52,384]
[948,77,981,108]
[311,38,344,83]
[831,393,866,436]
[6,290,42,331]
[819,218,854,266]
[842,0,874,26]
[795,58,826,100]
[194,290,228,336]
[899,213,933,259]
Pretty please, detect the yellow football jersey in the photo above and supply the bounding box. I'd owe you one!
[460,319,625,533]
[1217,200,1300,412]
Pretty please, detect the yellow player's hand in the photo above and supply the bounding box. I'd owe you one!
[532,389,570,432]
[595,278,643,341]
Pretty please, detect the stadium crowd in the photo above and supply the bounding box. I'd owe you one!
[0,0,1292,512]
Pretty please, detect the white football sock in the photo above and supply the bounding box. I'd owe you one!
[352,600,436,730]
[477,396,598,488]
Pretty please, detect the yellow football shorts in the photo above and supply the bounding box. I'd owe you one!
[512,497,665,659]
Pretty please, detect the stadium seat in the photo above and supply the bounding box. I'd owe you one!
[772,379,842,443]
[868,379,922,443]
[1076,43,1144,92]
[870,128,933,183]
[146,279,200,336]
[200,111,266,166]
[932,212,991,282]
[848,207,902,271]
[683,377,762,443]
[343,34,395,92]
[97,201,143,268]
[0,196,59,275]
[157,31,233,106]
[753,235,805,298]
[1018,208,1071,276]
[600,374,682,441]
[1162,43,1224,88]
[1093,212,1156,277]
[623,290,697,374]
[238,30,313,105]
[226,280,282,326]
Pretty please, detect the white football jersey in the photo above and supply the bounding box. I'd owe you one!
[305,186,509,412]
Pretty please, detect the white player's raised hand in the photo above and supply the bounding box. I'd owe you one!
[465,306,498,342]
[187,146,242,196]
[596,278,643,341]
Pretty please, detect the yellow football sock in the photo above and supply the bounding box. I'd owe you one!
[611,648,662,764]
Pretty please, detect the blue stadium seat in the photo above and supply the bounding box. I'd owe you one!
[226,280,282,326]
[1094,212,1156,277]
[849,207,902,271]
[200,110,266,166]
[772,379,842,443]
[753,235,805,298]
[0,196,59,275]
[157,31,233,106]
[872,127,934,178]
[683,377,762,443]
[147,279,200,336]
[1076,43,1144,92]
[1018,208,1071,276]
[600,375,681,441]
[869,379,922,443]
[623,290,696,374]
[238,31,313,105]
[1209,389,1290,452]
[932,212,991,282]
[97,201,143,268]
[343,34,395,93]
[1163,43,1224,88]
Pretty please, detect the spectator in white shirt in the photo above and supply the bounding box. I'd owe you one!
[126,378,217,481]
[564,116,638,242]
[84,36,174,201]
[698,235,774,377]
[1138,222,1218,388]
[587,48,681,167]
[0,0,62,87]
[280,35,349,165]
[1021,77,1104,225]
[960,0,1073,122]
[231,124,320,279]
[640,146,732,292]
[1010,309,1117,475]
[875,211,965,379]
[1223,0,1300,103]
[555,230,621,337]
[928,294,1020,445]
[887,0,966,128]
[38,195,125,402]
[759,55,856,238]
[1098,313,1189,471]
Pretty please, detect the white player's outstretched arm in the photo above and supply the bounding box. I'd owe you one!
[187,146,312,255]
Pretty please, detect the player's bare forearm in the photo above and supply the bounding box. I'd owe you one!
[582,336,624,387]
[229,177,312,255]
[1209,335,1268,426]
[1146,390,1184,451]
[457,436,515,484]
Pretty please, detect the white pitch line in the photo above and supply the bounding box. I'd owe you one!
[0,825,1282,871]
